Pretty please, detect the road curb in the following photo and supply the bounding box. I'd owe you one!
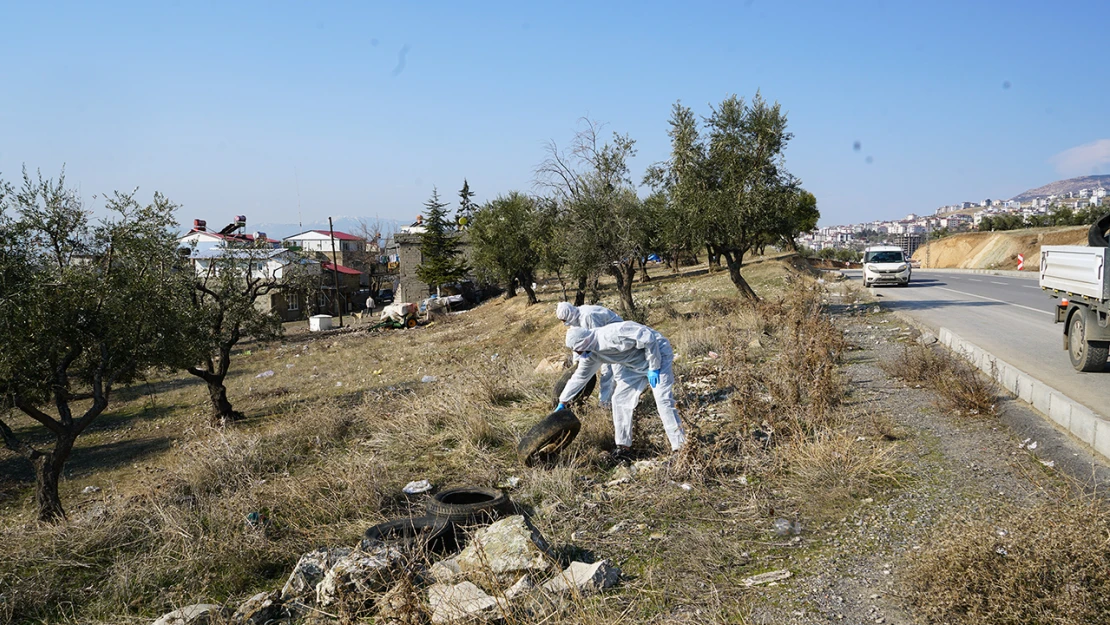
[937,327,1110,461]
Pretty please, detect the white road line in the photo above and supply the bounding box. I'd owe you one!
[968,278,983,282]
[1023,285,1040,289]
[933,286,1053,316]
[991,281,1009,285]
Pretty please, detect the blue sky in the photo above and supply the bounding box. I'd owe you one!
[2,1,1108,228]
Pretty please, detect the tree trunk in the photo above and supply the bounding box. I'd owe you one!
[610,264,636,313]
[588,275,602,304]
[574,275,588,306]
[521,279,538,305]
[503,277,517,299]
[207,378,244,424]
[33,450,67,522]
[722,250,759,300]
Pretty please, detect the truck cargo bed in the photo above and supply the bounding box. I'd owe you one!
[1040,245,1110,301]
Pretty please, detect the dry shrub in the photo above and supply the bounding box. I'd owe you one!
[905,497,1110,624]
[884,344,998,417]
[781,431,899,512]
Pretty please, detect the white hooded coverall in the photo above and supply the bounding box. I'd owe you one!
[555,302,622,407]
[560,321,686,451]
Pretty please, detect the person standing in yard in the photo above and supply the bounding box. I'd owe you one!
[557,321,686,460]
[366,294,375,312]
[555,302,623,408]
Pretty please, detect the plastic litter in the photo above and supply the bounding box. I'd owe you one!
[82,486,101,494]
[498,476,521,489]
[402,479,432,495]
[421,375,438,383]
[256,370,275,378]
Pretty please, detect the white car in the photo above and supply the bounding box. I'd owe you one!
[862,245,911,287]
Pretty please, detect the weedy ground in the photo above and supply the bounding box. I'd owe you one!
[1,255,1108,625]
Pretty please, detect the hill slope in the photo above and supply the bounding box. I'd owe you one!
[911,226,1088,270]
[1010,175,1110,202]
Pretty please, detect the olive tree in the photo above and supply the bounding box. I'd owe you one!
[184,243,318,423]
[469,191,541,304]
[0,170,195,522]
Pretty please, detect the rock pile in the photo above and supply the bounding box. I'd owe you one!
[149,515,620,624]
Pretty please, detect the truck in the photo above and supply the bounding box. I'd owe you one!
[1039,214,1110,371]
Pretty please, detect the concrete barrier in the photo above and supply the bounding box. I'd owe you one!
[938,327,1110,460]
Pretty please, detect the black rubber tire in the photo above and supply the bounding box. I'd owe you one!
[1068,312,1109,372]
[518,408,582,467]
[362,515,453,552]
[405,316,417,328]
[426,486,511,525]
[551,368,599,409]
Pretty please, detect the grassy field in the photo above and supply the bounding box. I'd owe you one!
[5,253,1101,624]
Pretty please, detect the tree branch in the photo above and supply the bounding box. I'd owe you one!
[0,415,41,460]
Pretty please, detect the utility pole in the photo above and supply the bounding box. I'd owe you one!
[329,217,343,328]
[926,219,931,269]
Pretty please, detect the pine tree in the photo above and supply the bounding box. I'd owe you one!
[456,179,476,228]
[416,187,468,293]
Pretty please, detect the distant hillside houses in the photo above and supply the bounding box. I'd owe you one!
[802,184,1107,253]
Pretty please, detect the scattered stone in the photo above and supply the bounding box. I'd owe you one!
[606,521,629,535]
[429,558,464,584]
[534,356,565,374]
[82,485,101,494]
[649,532,665,541]
[456,515,552,581]
[151,604,228,625]
[742,569,793,587]
[428,581,508,624]
[542,560,621,595]
[917,332,937,345]
[632,460,662,474]
[256,370,275,378]
[504,574,534,600]
[316,545,404,607]
[281,547,352,600]
[232,591,283,625]
[421,375,438,383]
[376,580,423,621]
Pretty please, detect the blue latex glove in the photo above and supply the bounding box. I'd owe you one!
[556,402,567,411]
[647,369,661,388]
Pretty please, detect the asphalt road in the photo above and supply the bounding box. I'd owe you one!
[842,269,1108,418]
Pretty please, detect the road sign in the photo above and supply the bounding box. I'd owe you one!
[1017,253,1024,271]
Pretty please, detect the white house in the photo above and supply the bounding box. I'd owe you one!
[282,230,365,254]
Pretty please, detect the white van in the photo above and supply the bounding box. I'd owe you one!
[862,245,911,287]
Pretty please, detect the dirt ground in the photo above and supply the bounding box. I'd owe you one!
[911,226,1087,270]
[743,296,1110,624]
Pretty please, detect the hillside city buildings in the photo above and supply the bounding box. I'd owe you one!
[797,185,1108,257]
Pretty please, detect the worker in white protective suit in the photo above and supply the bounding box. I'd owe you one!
[555,302,622,408]
[556,322,686,458]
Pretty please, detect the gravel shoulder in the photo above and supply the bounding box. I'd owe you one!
[747,300,1110,625]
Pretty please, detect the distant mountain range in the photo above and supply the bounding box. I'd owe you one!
[1010,175,1110,202]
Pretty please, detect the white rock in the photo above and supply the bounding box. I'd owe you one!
[742,569,793,587]
[541,560,621,595]
[231,591,282,625]
[151,604,227,625]
[280,547,352,600]
[504,574,534,600]
[429,558,464,583]
[316,545,404,607]
[428,581,508,624]
[456,515,552,580]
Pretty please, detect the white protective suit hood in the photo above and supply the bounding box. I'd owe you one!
[565,326,598,353]
[556,302,580,326]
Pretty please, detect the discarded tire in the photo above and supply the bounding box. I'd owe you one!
[426,486,511,526]
[518,407,582,467]
[362,515,453,552]
[551,368,598,408]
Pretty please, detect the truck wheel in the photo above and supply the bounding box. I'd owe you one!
[1068,312,1109,372]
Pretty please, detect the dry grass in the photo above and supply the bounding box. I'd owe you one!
[905,494,1110,624]
[0,256,877,624]
[780,431,900,514]
[883,342,998,417]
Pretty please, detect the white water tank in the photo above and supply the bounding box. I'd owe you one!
[309,315,333,332]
